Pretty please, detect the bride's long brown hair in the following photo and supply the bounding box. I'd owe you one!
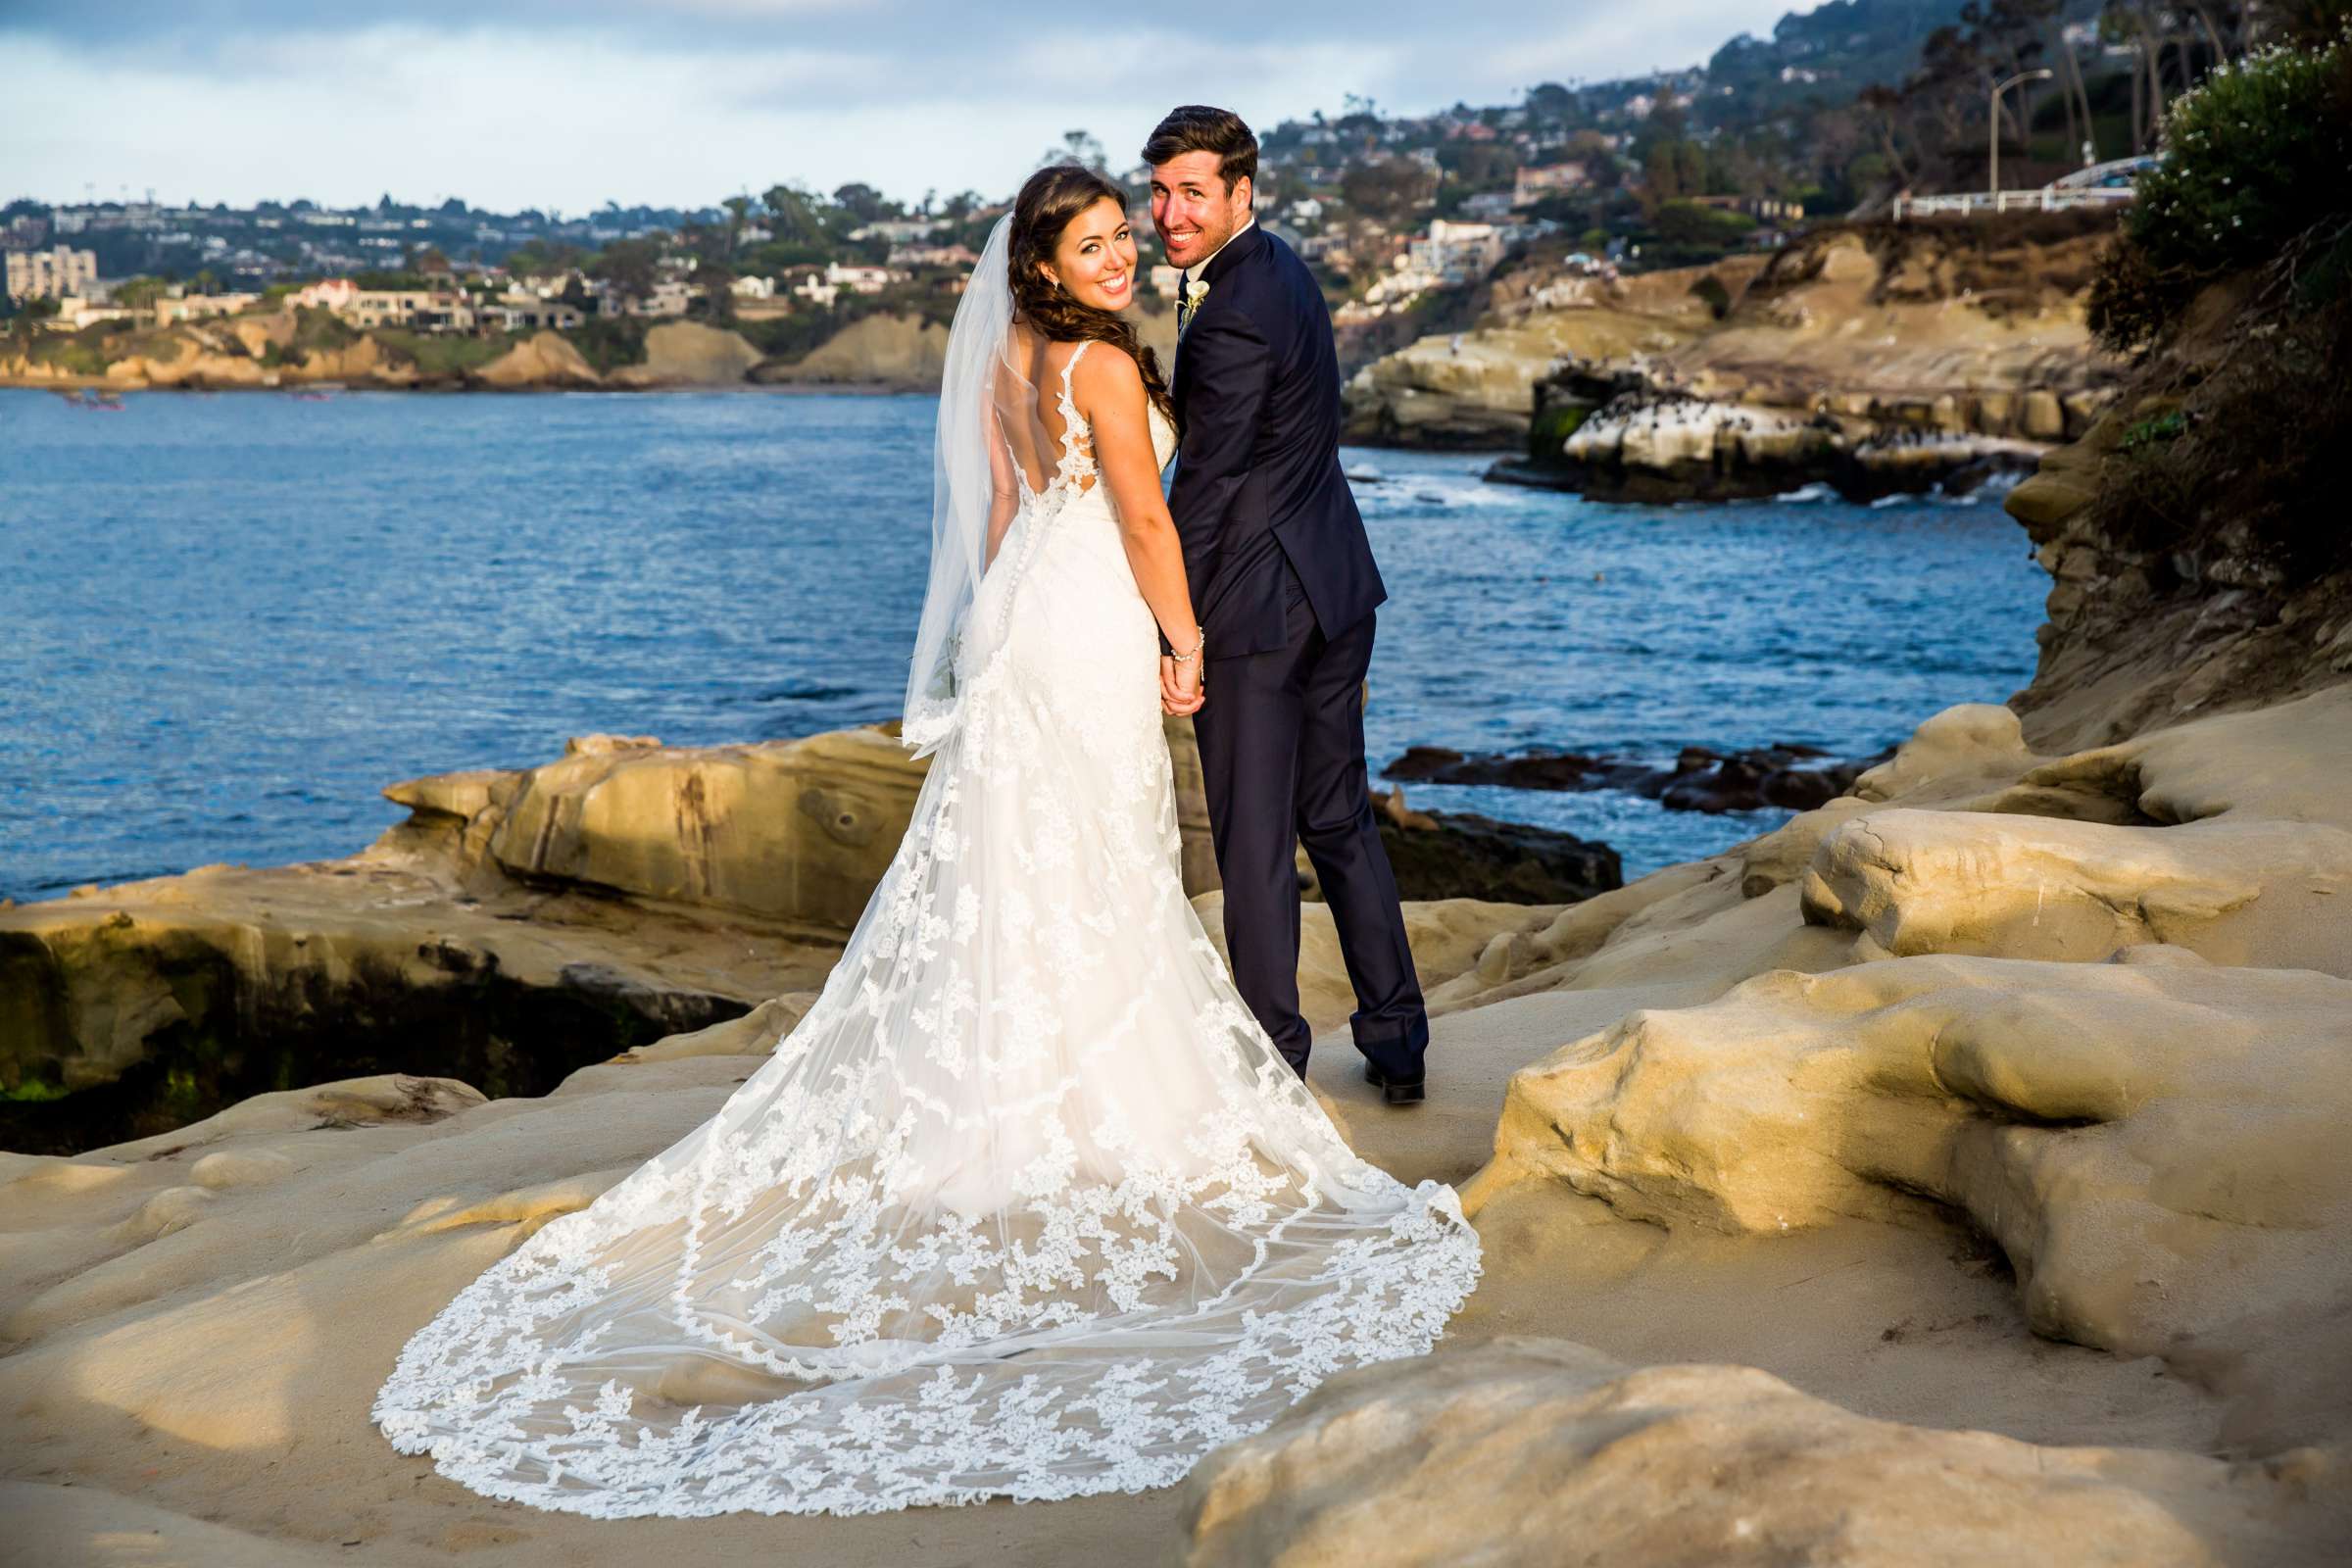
[1007,164,1175,423]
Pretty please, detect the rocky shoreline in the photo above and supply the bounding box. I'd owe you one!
[0,303,1179,395]
[5,353,2351,1561]
[0,719,1609,1154]
[1348,216,2126,505]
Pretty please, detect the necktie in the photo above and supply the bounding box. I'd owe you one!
[1176,270,1193,336]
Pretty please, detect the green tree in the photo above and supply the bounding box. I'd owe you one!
[831,182,894,223]
[1041,128,1108,172]
[1339,157,1436,225]
[589,237,662,306]
[112,275,170,310]
[760,183,827,244]
[505,240,584,278]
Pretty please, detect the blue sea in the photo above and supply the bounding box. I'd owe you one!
[0,388,2047,901]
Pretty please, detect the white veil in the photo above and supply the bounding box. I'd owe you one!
[900,213,1017,756]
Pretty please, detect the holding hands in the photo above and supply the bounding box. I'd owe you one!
[1160,626,1206,716]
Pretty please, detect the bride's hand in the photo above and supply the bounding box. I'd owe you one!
[1160,655,1204,716]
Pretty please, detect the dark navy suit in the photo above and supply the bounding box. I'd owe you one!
[1168,223,1429,1082]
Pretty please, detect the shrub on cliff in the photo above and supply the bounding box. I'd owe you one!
[2089,31,2352,351]
[2073,32,2352,586]
[289,306,358,355]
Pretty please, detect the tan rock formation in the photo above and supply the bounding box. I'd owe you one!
[1344,269,1733,446]
[473,330,600,389]
[756,312,951,386]
[450,724,930,930]
[1466,956,2352,1369]
[1802,806,2352,970]
[1177,1339,2346,1567]
[605,320,763,387]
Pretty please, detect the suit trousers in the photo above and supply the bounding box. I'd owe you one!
[1191,563,1430,1081]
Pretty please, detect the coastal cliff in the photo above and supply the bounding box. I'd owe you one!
[0,298,1184,395]
[2,311,929,393]
[1348,215,2126,501]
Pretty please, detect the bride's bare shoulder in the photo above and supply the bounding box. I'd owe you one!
[1069,338,1148,405]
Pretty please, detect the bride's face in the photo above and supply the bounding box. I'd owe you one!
[1044,197,1139,313]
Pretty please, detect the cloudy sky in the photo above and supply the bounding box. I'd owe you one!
[2,1,1808,215]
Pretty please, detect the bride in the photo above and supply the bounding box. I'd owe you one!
[371,164,1482,1518]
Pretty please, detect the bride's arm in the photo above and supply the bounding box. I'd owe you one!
[1075,346,1203,669]
[982,399,1019,568]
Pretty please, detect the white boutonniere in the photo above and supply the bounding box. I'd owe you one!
[1182,276,1210,318]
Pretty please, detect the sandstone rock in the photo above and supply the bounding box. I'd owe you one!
[756,312,951,386]
[1800,807,2352,971]
[474,724,926,928]
[1343,274,1728,448]
[472,329,599,389]
[1177,1339,2343,1567]
[109,1184,220,1243]
[1847,701,2046,804]
[607,993,815,1063]
[1466,956,2352,1381]
[188,1148,298,1191]
[605,321,762,387]
[98,1073,488,1160]
[2022,387,2067,439]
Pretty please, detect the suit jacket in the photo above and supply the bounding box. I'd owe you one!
[1168,224,1386,661]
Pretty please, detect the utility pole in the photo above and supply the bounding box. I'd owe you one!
[1990,69,2054,195]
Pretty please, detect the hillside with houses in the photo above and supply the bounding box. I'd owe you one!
[0,0,2221,392]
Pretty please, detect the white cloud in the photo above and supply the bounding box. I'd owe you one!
[0,4,1806,211]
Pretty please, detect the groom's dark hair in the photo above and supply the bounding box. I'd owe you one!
[1142,107,1258,192]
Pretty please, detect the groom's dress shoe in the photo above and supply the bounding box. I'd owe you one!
[1363,1062,1426,1105]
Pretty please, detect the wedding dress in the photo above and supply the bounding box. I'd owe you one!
[370,219,1482,1518]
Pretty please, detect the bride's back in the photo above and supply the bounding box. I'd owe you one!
[994,321,1099,498]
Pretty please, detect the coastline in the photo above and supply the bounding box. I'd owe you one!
[4,357,2349,1564]
[2,375,933,395]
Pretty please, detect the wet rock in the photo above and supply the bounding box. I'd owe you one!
[1357,790,1620,905]
[1384,740,1893,815]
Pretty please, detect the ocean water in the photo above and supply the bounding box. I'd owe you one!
[0,388,2047,900]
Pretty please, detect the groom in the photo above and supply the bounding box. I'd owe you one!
[1146,106,1431,1104]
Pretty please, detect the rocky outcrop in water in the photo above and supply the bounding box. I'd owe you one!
[1387,739,1892,813]
[1350,218,2124,509]
[1361,788,1621,904]
[1494,385,2053,503]
[605,320,764,387]
[1343,259,1759,448]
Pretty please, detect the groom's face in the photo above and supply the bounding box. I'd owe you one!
[1150,151,1251,271]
